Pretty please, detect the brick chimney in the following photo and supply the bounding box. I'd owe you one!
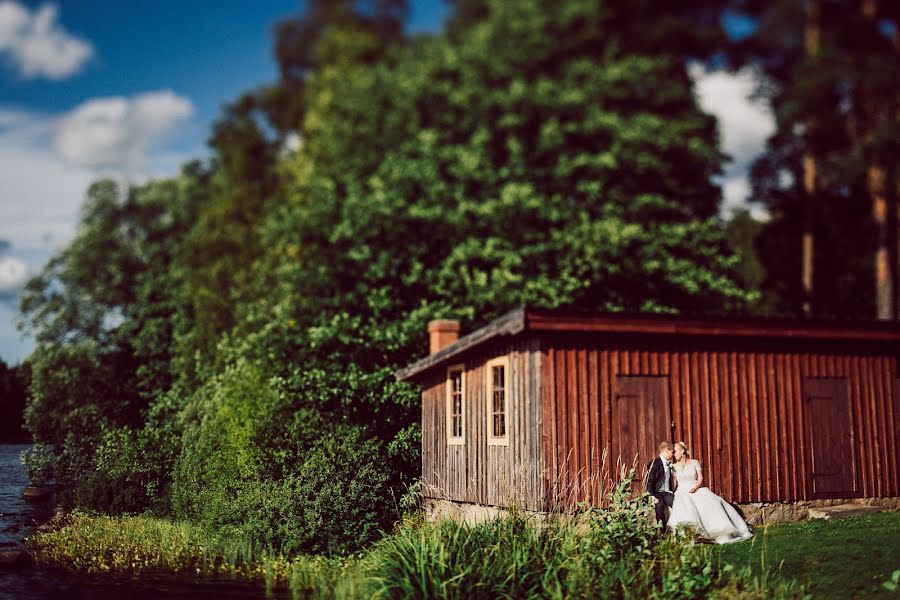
[428,319,460,355]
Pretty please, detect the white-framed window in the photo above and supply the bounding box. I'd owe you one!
[485,356,510,446]
[446,364,466,445]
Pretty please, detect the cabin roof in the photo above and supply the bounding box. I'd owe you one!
[395,307,900,381]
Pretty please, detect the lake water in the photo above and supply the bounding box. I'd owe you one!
[0,444,276,599]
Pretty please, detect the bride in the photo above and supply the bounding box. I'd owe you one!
[667,441,752,544]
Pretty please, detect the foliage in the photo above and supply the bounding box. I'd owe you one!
[884,570,899,593]
[21,339,143,504]
[30,472,813,599]
[172,359,281,524]
[171,358,395,555]
[733,0,900,317]
[29,510,262,578]
[17,174,203,512]
[18,0,761,556]
[21,442,54,485]
[356,478,802,599]
[0,358,29,442]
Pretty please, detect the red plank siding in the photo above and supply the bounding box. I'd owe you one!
[538,337,897,511]
[415,316,897,514]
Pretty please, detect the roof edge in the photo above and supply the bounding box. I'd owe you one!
[395,307,526,381]
[396,307,900,382]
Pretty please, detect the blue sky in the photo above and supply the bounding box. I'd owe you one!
[0,0,449,365]
[0,0,772,365]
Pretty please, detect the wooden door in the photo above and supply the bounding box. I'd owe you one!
[613,376,671,483]
[805,378,857,498]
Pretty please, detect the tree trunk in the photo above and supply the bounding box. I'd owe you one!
[801,0,820,316]
[861,0,894,319]
[893,15,900,319]
[801,153,815,316]
[891,167,899,320]
[870,165,892,319]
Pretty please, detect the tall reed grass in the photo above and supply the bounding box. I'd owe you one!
[361,476,806,599]
[28,475,807,599]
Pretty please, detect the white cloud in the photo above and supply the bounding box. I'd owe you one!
[0,1,92,80]
[53,91,194,174]
[0,93,196,251]
[0,106,92,251]
[0,95,197,363]
[690,64,776,218]
[0,106,36,128]
[0,300,30,364]
[0,256,26,295]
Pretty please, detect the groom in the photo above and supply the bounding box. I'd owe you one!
[647,441,675,526]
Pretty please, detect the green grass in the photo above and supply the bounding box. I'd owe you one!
[28,485,807,599]
[27,511,357,598]
[713,511,900,599]
[30,508,900,598]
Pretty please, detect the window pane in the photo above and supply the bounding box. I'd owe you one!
[490,364,506,438]
[449,370,464,439]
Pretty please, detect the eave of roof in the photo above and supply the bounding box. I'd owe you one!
[395,307,900,382]
[394,307,527,382]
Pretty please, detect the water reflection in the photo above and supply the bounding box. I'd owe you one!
[0,444,280,599]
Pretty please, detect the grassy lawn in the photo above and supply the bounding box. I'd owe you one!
[713,511,900,599]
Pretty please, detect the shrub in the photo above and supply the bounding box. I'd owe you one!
[363,474,781,600]
[21,443,55,485]
[29,477,810,599]
[172,358,395,555]
[172,359,279,525]
[224,427,393,556]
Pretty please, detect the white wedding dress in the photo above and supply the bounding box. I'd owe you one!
[667,459,752,544]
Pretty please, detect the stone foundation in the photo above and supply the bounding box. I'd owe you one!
[426,496,900,526]
[736,496,900,526]
[425,499,546,525]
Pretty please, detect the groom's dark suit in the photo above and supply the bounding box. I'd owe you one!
[646,456,675,525]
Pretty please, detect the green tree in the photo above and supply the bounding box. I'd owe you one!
[0,358,29,442]
[733,0,900,317]
[198,0,756,552]
[723,209,766,293]
[268,0,752,328]
[20,0,763,552]
[18,173,204,511]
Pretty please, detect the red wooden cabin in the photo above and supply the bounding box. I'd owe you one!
[396,308,900,518]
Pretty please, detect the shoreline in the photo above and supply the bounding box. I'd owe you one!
[25,507,900,599]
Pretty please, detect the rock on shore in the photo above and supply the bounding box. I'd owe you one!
[0,549,33,567]
[22,486,52,502]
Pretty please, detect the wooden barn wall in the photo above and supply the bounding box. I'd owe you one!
[420,337,543,511]
[540,335,899,510]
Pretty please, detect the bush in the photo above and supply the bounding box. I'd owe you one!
[364,475,772,600]
[172,359,280,524]
[29,474,809,599]
[172,358,395,555]
[21,443,55,485]
[22,341,149,511]
[230,427,393,555]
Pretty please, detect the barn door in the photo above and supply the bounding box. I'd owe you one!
[613,376,671,484]
[805,378,857,498]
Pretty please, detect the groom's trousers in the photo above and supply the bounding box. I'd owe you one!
[653,491,674,525]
